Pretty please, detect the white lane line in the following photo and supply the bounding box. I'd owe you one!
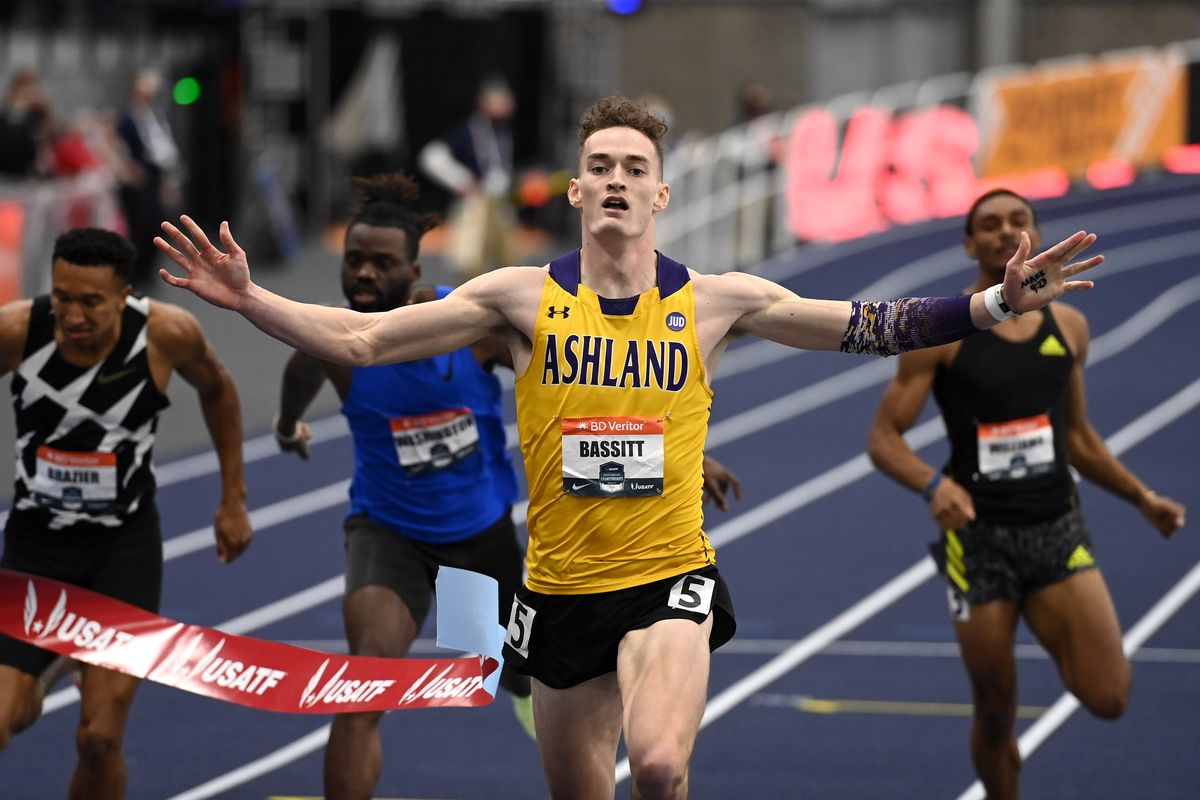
[615,377,1200,787]
[164,725,333,800]
[955,560,1200,800]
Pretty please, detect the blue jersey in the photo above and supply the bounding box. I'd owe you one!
[342,286,517,542]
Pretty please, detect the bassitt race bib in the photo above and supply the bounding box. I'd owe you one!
[391,408,480,477]
[31,446,118,513]
[977,413,1055,481]
[561,416,664,497]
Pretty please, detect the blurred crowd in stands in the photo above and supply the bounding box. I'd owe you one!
[0,67,179,288]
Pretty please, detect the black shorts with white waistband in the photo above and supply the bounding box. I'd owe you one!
[503,565,736,690]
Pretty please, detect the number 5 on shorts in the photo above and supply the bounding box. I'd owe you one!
[668,574,715,615]
[505,598,536,657]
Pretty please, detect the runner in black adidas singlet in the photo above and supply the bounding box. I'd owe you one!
[159,97,1103,799]
[868,190,1186,800]
[0,228,252,800]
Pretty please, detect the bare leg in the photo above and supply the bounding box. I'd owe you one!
[0,664,43,750]
[69,664,141,800]
[618,616,713,800]
[1024,570,1130,719]
[324,585,418,800]
[955,600,1022,800]
[533,673,623,800]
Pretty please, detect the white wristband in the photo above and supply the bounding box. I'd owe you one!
[272,414,302,444]
[982,283,1020,322]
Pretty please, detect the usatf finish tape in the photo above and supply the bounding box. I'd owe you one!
[0,567,502,713]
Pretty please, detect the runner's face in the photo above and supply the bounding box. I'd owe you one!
[965,195,1041,276]
[341,224,420,312]
[49,259,130,352]
[569,126,669,242]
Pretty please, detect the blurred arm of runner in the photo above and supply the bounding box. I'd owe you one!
[152,301,252,563]
[866,345,976,531]
[155,217,537,367]
[1055,306,1186,539]
[702,456,742,512]
[274,350,340,461]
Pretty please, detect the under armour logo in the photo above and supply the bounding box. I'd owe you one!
[547,306,570,319]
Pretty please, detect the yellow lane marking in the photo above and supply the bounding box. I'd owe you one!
[759,695,1047,718]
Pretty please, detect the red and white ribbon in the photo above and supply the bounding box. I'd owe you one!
[0,568,501,713]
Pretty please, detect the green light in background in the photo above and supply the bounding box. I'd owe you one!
[173,77,201,106]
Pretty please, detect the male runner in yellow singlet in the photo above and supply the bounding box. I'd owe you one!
[156,98,1103,799]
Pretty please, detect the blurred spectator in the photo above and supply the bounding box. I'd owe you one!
[117,69,181,288]
[418,77,517,278]
[733,82,785,268]
[0,70,49,178]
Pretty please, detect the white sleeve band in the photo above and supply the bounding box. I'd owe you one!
[983,283,1019,322]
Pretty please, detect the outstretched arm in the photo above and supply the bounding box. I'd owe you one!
[156,216,515,366]
[721,229,1102,354]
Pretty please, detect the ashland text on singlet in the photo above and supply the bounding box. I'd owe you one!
[514,251,715,594]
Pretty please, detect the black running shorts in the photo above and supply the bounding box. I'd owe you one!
[502,565,737,689]
[931,506,1097,612]
[343,509,523,631]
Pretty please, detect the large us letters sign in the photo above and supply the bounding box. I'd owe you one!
[0,567,502,713]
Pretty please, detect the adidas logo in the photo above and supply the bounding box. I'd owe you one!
[1067,544,1095,570]
[1039,335,1068,357]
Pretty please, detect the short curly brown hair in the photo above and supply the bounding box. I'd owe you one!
[577,96,668,177]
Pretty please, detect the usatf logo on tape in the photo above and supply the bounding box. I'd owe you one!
[23,581,135,651]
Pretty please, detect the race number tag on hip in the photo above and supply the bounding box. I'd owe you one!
[0,567,502,713]
[391,408,480,477]
[977,413,1055,481]
[31,446,118,513]
[561,416,664,497]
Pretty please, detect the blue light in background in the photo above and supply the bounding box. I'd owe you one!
[607,0,644,15]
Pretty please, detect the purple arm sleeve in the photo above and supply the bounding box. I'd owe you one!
[839,295,976,356]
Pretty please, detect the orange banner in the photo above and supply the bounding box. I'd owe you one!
[0,201,23,304]
[979,52,1188,179]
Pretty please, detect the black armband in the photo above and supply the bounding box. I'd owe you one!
[840,295,976,356]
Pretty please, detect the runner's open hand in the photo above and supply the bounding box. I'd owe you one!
[156,217,252,311]
[1003,230,1103,314]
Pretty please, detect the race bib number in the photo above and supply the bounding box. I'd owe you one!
[977,413,1055,481]
[31,446,118,513]
[668,575,715,615]
[504,598,536,658]
[561,416,664,497]
[390,408,479,477]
